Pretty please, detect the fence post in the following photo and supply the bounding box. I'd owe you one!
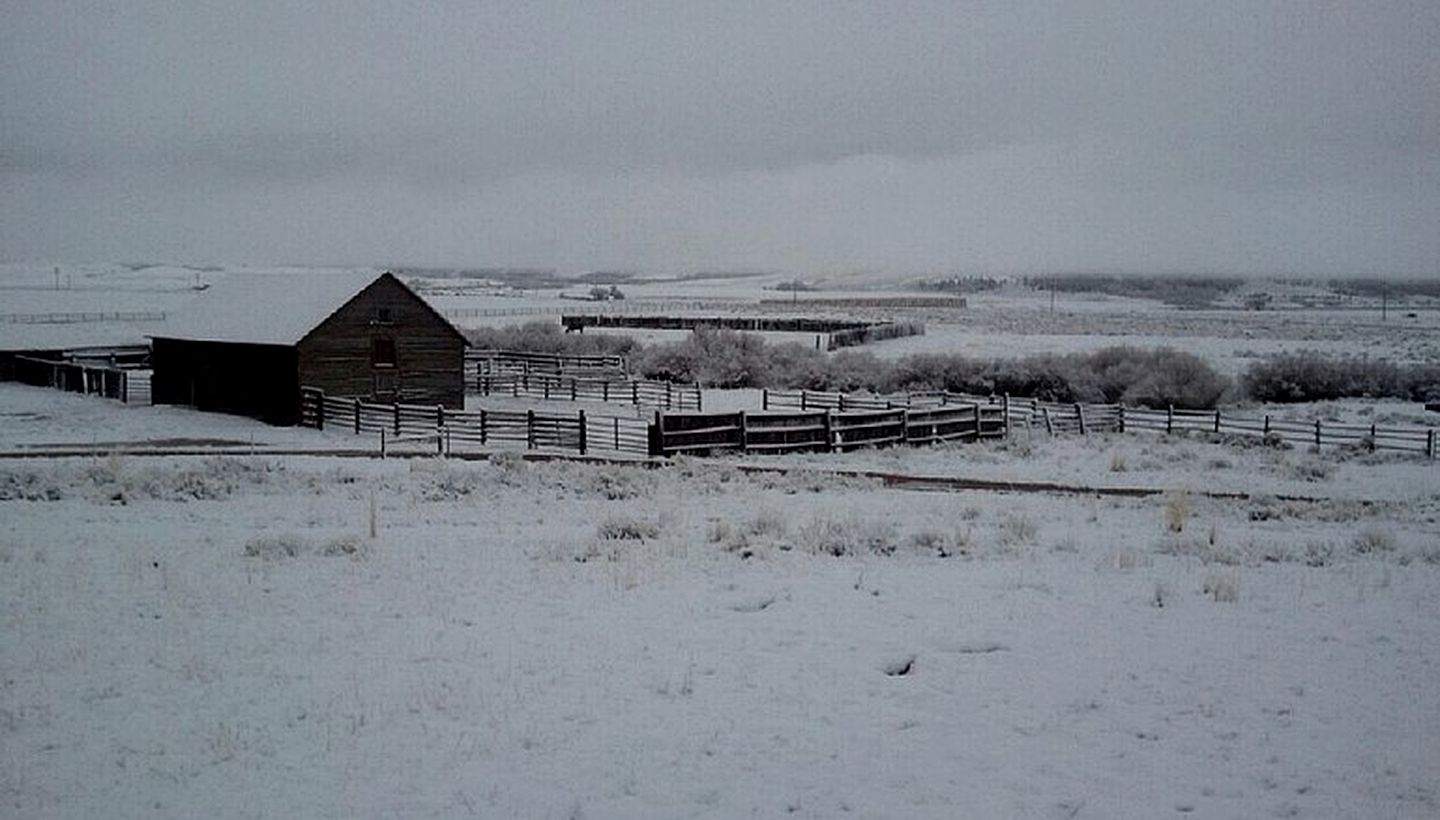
[695,386,702,412]
[1264,415,1270,436]
[632,382,639,405]
[1043,407,1053,435]
[603,381,609,403]
[649,411,664,457]
[666,382,673,409]
[801,391,808,411]
[480,409,488,445]
[1075,403,1086,435]
[380,428,386,458]
[1117,404,1125,434]
[1002,394,1011,437]
[738,411,749,452]
[1315,419,1322,447]
[614,417,620,450]
[1369,423,1377,451]
[316,392,325,430]
[762,389,769,411]
[1428,429,1435,459]
[578,409,587,455]
[527,410,536,449]
[1214,409,1221,434]
[974,403,982,441]
[1166,404,1174,434]
[839,393,847,412]
[437,405,445,428]
[354,399,361,434]
[571,379,578,401]
[394,403,401,435]
[823,410,835,451]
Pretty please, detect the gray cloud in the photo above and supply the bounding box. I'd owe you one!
[2,1,1437,274]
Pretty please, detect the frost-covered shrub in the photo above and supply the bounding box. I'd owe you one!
[465,321,638,357]
[1203,572,1240,603]
[1242,351,1440,403]
[796,516,896,557]
[997,513,1038,547]
[596,515,661,541]
[243,534,307,559]
[1163,491,1191,534]
[243,533,366,559]
[1351,528,1396,555]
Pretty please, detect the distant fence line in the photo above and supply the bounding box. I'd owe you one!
[441,301,740,321]
[560,314,925,350]
[757,296,968,309]
[474,371,702,411]
[0,311,167,324]
[767,388,1438,458]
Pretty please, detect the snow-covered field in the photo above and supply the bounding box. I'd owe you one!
[2,265,1438,818]
[2,383,1438,819]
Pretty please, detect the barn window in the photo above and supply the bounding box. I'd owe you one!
[371,337,396,367]
[371,307,394,325]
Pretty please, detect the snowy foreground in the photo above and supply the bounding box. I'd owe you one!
[2,390,1439,819]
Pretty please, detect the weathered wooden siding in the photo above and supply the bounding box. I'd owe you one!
[151,338,300,423]
[297,274,465,409]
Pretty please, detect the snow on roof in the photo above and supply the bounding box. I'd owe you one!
[152,270,385,345]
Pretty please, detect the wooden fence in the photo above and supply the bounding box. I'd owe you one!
[825,321,926,350]
[14,356,151,404]
[769,388,1437,458]
[474,371,702,411]
[299,388,651,457]
[465,348,627,376]
[647,403,1005,457]
[0,311,167,324]
[559,314,925,350]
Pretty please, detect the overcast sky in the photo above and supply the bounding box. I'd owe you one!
[2,1,1437,277]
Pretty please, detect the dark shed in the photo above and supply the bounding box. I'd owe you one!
[150,271,466,424]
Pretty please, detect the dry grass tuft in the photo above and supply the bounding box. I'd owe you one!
[1163,490,1191,534]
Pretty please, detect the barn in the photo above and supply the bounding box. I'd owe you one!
[150,271,467,424]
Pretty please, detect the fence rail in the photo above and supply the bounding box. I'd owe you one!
[648,403,1004,457]
[559,314,925,350]
[465,348,627,376]
[474,371,702,411]
[300,388,651,457]
[13,356,151,404]
[0,311,167,324]
[766,388,1436,458]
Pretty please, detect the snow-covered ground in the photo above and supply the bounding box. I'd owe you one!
[2,382,1438,819]
[2,265,1439,818]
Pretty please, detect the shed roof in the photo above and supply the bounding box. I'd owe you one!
[152,270,397,346]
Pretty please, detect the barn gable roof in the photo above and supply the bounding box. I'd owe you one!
[152,271,467,347]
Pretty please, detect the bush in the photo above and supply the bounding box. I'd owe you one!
[1242,351,1440,403]
[465,321,639,358]
[482,324,1233,408]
